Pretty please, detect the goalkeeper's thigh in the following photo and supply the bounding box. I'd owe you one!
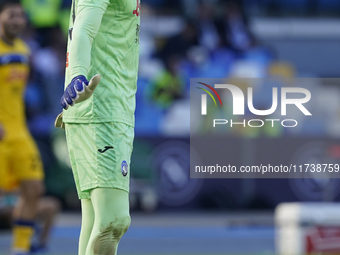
[86,188,130,255]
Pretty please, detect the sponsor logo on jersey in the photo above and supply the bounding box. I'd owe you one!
[98,146,113,153]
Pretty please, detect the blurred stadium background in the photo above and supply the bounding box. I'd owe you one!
[2,0,340,254]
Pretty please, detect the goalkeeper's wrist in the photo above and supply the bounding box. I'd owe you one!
[70,75,89,85]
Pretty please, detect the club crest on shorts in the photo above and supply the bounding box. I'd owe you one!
[121,160,128,177]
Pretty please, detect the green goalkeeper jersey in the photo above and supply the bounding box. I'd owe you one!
[63,0,140,127]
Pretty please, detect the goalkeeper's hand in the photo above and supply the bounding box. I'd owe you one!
[60,74,101,110]
[55,74,101,129]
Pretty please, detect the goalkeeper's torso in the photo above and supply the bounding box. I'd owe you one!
[63,0,140,127]
[0,38,30,140]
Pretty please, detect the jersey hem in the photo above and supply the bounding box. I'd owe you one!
[81,183,129,194]
[63,116,134,127]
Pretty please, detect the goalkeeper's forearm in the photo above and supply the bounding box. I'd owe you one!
[68,0,109,78]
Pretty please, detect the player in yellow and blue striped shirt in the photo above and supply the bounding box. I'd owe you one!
[0,0,44,254]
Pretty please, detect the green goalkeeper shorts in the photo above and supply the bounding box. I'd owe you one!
[65,122,134,199]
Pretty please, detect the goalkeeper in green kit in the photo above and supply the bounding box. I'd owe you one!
[55,0,140,253]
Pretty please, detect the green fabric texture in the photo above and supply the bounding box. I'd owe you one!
[65,122,134,199]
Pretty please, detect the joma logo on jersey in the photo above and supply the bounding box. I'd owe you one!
[198,83,312,128]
